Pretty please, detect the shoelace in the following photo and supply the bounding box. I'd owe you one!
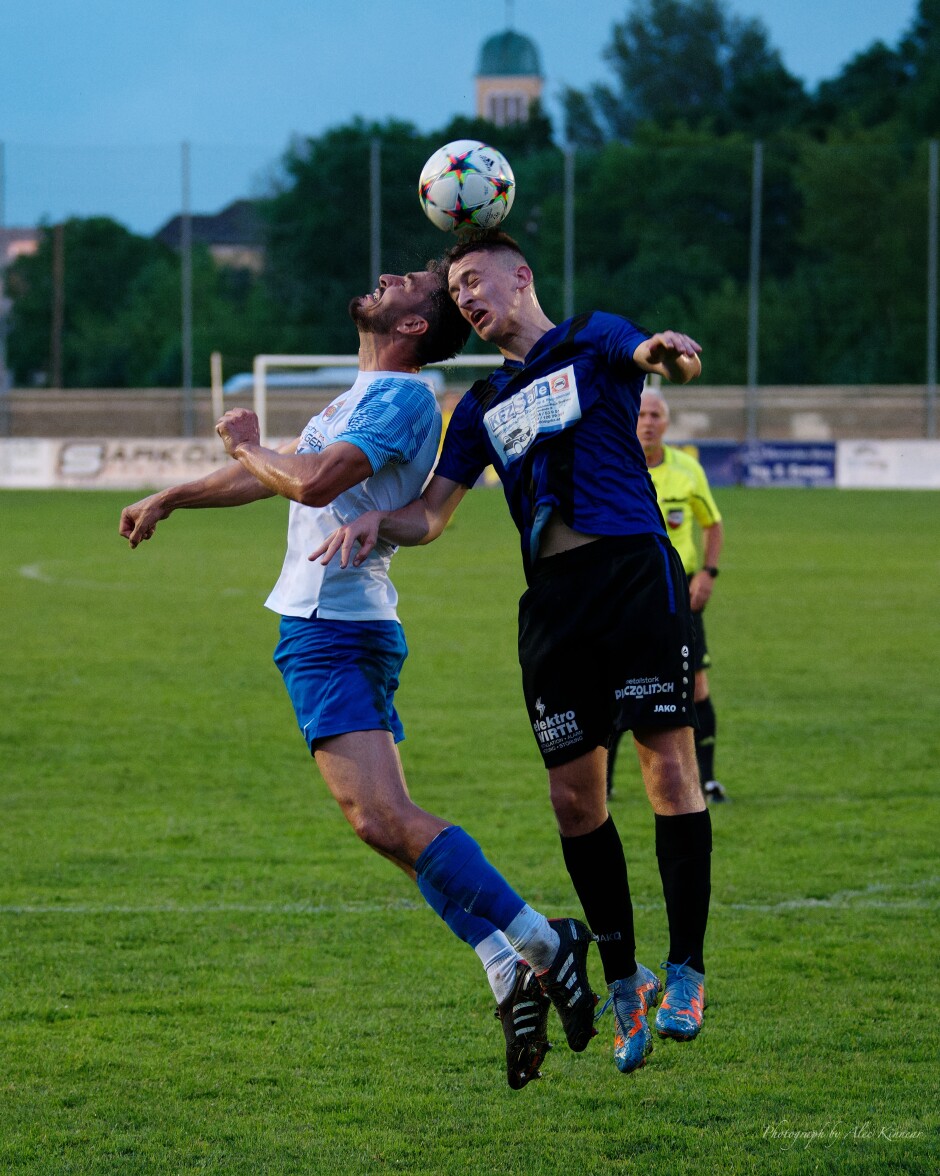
[594,977,634,1024]
[594,993,614,1023]
[661,959,702,1012]
[596,966,662,1023]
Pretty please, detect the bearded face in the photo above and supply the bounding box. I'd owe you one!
[348,293,401,335]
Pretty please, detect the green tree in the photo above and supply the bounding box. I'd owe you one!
[898,0,940,135]
[561,0,807,144]
[6,215,290,388]
[786,133,930,383]
[813,44,909,131]
[6,217,170,386]
[66,249,289,388]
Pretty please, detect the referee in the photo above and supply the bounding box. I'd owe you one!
[608,387,727,802]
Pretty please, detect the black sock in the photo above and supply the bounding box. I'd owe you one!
[561,815,636,985]
[694,696,717,783]
[655,810,712,974]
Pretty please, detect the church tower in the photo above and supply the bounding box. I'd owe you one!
[475,11,543,127]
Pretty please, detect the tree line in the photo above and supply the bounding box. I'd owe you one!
[6,0,939,389]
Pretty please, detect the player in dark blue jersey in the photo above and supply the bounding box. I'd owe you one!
[314,232,713,1073]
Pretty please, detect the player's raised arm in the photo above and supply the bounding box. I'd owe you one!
[311,473,467,568]
[216,408,375,506]
[633,331,703,384]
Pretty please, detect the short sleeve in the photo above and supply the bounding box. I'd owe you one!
[598,313,651,371]
[334,378,438,472]
[689,461,722,527]
[434,389,492,488]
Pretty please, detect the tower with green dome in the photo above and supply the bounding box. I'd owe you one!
[475,18,543,126]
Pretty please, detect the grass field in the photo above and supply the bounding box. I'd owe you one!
[1,486,938,1174]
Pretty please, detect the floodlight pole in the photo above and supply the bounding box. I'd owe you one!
[927,139,938,439]
[370,138,382,288]
[745,141,763,442]
[50,223,65,389]
[180,141,195,437]
[0,140,10,435]
[563,146,575,321]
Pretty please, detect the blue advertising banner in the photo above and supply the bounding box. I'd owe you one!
[674,441,743,488]
[737,442,837,487]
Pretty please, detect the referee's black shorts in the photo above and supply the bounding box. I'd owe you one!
[518,534,697,770]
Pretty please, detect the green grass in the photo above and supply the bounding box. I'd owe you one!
[1,487,938,1174]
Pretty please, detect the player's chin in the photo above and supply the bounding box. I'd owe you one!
[348,295,371,321]
[470,312,492,338]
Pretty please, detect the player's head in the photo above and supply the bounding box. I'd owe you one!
[348,267,470,364]
[442,231,536,342]
[445,229,529,272]
[637,388,670,457]
[414,259,472,363]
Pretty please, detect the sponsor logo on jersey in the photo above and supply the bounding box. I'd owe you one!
[321,398,345,422]
[300,426,326,453]
[483,364,582,467]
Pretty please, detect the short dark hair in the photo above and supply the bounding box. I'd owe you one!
[412,260,471,364]
[442,229,528,273]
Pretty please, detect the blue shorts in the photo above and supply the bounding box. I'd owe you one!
[274,615,408,751]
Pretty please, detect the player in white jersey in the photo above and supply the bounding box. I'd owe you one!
[119,266,596,1089]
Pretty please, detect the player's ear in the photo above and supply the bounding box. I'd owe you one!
[397,315,429,338]
[515,264,534,291]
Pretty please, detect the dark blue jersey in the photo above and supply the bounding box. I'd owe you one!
[436,311,667,578]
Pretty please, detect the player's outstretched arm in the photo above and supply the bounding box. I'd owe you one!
[119,433,300,548]
[311,474,467,568]
[634,331,703,384]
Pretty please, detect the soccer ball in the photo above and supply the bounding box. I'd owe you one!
[418,140,515,232]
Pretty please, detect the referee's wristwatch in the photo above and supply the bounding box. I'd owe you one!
[703,566,720,578]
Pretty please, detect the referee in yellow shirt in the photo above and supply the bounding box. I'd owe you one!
[608,388,727,802]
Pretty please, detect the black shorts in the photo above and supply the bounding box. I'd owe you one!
[518,535,697,770]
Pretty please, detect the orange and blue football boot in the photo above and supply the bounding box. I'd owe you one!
[655,960,706,1040]
[596,963,662,1073]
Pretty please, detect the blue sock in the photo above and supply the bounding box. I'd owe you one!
[416,872,496,949]
[415,826,526,931]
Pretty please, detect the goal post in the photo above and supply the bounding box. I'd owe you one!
[245,353,503,443]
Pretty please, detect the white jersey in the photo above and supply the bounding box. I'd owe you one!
[264,370,442,622]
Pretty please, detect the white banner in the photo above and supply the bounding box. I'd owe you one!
[836,440,940,489]
[0,438,229,489]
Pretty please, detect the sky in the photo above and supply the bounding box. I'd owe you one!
[0,0,920,235]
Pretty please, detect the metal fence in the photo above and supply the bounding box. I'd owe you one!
[0,137,937,440]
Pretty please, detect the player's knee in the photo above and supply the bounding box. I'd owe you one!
[550,778,607,834]
[636,730,700,809]
[341,801,403,856]
[647,758,703,812]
